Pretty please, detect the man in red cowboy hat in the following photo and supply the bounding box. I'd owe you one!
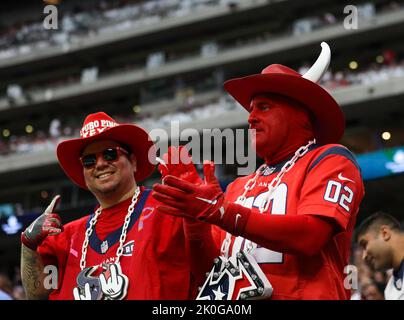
[152,42,365,299]
[20,112,194,300]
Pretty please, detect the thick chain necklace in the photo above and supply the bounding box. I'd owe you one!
[79,187,141,270]
[221,139,316,258]
[236,139,315,213]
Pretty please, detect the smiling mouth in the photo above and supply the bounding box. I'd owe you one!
[96,172,114,180]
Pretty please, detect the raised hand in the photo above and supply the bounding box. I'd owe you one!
[157,146,202,184]
[21,195,63,250]
[153,162,250,236]
[99,263,128,300]
[152,161,224,221]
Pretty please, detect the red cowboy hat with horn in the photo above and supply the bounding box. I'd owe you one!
[56,112,156,189]
[224,42,345,144]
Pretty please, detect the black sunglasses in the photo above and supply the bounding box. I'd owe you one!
[80,147,129,169]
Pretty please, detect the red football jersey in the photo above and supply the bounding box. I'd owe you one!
[219,144,364,300]
[38,188,192,300]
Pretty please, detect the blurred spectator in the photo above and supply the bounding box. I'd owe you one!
[362,280,385,300]
[12,285,26,300]
[0,273,14,300]
[323,12,336,25]
[49,118,62,138]
[356,212,404,300]
[383,49,397,65]
[0,139,7,155]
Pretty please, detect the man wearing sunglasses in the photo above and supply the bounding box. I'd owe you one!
[20,112,194,300]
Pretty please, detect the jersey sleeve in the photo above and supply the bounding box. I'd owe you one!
[298,147,365,231]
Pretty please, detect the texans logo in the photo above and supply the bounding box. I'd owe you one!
[76,266,103,300]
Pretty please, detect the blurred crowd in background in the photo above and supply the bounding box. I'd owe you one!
[0,0,401,61]
[0,1,402,104]
[0,50,402,157]
[0,0,231,59]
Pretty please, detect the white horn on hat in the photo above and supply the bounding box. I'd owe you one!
[302,42,331,83]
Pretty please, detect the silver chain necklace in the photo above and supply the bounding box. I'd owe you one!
[236,139,315,213]
[79,187,141,270]
[222,139,316,258]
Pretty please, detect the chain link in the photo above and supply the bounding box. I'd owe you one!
[220,140,316,259]
[79,187,141,270]
[258,139,315,213]
[235,164,268,206]
[116,187,140,263]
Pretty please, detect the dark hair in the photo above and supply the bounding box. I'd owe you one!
[356,211,402,242]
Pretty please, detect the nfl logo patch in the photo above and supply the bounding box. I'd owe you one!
[101,240,109,254]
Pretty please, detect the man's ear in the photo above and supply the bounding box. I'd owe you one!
[380,225,391,242]
[130,154,137,173]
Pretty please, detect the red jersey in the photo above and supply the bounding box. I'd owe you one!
[38,188,192,300]
[219,144,364,300]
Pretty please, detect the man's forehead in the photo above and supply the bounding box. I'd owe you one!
[250,93,298,107]
[82,140,120,154]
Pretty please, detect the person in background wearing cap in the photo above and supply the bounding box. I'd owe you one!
[152,42,365,300]
[20,112,194,300]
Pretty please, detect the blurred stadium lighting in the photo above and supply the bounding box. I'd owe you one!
[25,125,34,134]
[2,129,10,138]
[376,55,384,63]
[349,61,358,70]
[382,131,391,140]
[1,216,22,235]
[133,105,142,113]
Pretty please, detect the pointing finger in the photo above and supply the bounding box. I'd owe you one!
[44,195,61,214]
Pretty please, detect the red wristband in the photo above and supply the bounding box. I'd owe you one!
[21,232,38,251]
[205,202,251,236]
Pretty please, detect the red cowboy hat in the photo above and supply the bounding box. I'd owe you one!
[224,42,345,144]
[56,112,156,189]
